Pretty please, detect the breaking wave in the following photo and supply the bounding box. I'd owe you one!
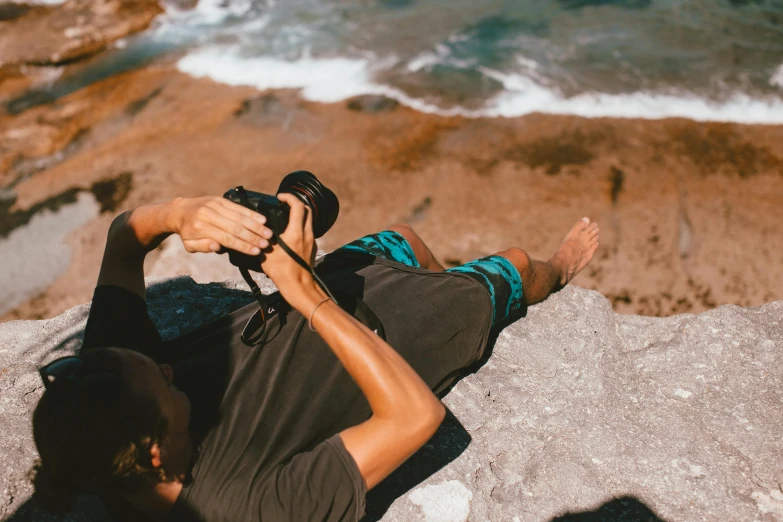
[178,47,783,124]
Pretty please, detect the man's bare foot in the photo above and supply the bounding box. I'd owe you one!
[549,217,600,286]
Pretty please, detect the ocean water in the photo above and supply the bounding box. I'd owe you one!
[29,0,783,122]
[167,0,783,122]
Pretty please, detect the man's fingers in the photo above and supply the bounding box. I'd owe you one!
[209,212,271,249]
[200,223,262,256]
[213,200,272,240]
[217,197,268,225]
[304,203,314,243]
[221,205,271,237]
[176,197,272,255]
[277,193,306,236]
[183,238,221,253]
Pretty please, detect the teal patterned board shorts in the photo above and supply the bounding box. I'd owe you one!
[335,231,524,326]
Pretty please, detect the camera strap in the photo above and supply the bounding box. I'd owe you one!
[238,237,385,345]
[239,289,385,346]
[238,282,385,347]
[239,267,270,315]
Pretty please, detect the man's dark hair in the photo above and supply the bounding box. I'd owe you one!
[30,349,169,515]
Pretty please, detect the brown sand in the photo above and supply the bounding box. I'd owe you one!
[2,65,782,321]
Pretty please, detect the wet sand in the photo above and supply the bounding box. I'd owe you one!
[1,65,782,321]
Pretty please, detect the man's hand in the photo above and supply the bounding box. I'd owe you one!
[169,197,273,255]
[98,196,273,299]
[259,194,318,302]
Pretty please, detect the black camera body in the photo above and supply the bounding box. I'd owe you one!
[223,187,291,237]
[222,171,339,272]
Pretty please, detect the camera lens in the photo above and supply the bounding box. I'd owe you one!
[277,171,339,238]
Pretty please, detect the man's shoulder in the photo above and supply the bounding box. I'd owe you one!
[81,285,163,357]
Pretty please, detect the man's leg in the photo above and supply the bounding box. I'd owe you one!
[387,224,445,272]
[388,219,600,305]
[495,217,600,306]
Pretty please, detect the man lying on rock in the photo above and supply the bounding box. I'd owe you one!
[30,187,599,521]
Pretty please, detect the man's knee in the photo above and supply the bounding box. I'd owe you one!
[388,223,417,238]
[497,247,531,276]
[388,224,440,269]
[388,223,423,247]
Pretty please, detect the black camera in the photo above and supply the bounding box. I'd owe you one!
[222,171,339,271]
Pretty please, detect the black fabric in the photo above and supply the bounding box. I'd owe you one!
[81,286,163,357]
[79,253,494,522]
[237,289,385,347]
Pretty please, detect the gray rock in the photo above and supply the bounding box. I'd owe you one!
[346,95,399,113]
[1,280,781,521]
[0,3,34,23]
[234,93,293,126]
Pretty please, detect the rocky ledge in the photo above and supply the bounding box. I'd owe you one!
[1,279,781,521]
[0,0,162,67]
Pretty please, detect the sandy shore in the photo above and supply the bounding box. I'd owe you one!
[1,64,782,321]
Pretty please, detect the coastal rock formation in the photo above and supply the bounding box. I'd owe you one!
[0,0,162,66]
[3,68,782,321]
[1,279,781,521]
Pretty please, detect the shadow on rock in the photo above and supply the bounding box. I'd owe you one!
[551,496,668,522]
[361,300,531,520]
[4,276,253,522]
[361,409,471,522]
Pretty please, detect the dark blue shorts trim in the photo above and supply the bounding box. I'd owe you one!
[335,231,524,326]
[335,230,421,268]
[445,256,524,325]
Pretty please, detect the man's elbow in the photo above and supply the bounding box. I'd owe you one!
[430,401,446,426]
[102,210,148,267]
[107,210,132,240]
[411,400,446,441]
[378,394,446,444]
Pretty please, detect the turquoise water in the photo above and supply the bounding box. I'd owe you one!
[169,0,783,111]
[11,0,783,121]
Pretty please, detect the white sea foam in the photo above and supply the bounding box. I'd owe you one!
[771,63,783,88]
[178,47,377,103]
[164,0,252,25]
[177,48,783,124]
[486,70,783,124]
[407,51,442,73]
[154,0,260,44]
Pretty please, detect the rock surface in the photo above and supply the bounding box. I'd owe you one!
[346,94,400,113]
[2,66,783,321]
[0,280,781,521]
[0,0,162,67]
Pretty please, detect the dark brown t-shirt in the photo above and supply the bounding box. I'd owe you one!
[81,254,493,522]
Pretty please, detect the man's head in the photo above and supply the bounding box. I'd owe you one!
[31,348,191,514]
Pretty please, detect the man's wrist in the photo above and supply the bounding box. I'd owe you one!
[162,198,185,235]
[121,200,178,254]
[282,279,329,315]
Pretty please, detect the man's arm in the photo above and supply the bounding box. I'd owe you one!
[307,292,446,489]
[97,197,273,298]
[264,195,446,491]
